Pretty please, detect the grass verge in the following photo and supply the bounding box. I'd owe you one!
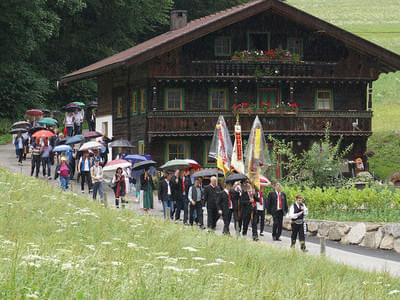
[0,167,400,299]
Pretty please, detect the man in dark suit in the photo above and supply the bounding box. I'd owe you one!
[217,181,233,235]
[267,183,288,241]
[172,170,186,223]
[158,172,174,219]
[203,176,220,230]
[240,183,254,236]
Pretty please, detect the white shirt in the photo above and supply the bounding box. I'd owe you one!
[288,203,308,219]
[166,179,171,195]
[276,191,282,210]
[92,165,103,180]
[80,157,90,171]
[256,193,264,211]
[66,115,74,126]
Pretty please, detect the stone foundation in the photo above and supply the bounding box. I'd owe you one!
[265,215,400,253]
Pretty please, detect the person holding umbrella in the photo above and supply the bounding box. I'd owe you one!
[73,108,83,135]
[40,139,53,179]
[86,108,96,132]
[112,167,126,208]
[158,172,174,219]
[14,131,25,165]
[30,142,41,178]
[188,178,204,228]
[78,151,93,193]
[141,168,154,212]
[91,158,104,202]
[64,112,74,137]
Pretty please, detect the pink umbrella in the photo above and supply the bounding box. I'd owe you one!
[260,175,271,186]
[103,159,132,171]
[83,131,103,139]
[184,159,201,170]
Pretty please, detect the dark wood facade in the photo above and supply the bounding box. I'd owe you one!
[62,0,400,178]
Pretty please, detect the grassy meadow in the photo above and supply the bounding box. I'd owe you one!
[1,167,400,299]
[288,0,400,180]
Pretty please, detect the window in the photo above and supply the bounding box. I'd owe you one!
[117,96,122,118]
[102,122,108,137]
[165,88,184,110]
[204,140,216,167]
[140,89,146,114]
[287,38,303,56]
[209,88,228,110]
[214,37,231,56]
[166,141,189,161]
[247,32,269,50]
[132,91,138,115]
[315,89,333,111]
[138,140,144,155]
[258,88,280,106]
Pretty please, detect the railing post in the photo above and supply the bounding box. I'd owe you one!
[320,237,326,256]
[368,81,373,111]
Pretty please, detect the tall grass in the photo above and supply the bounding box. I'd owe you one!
[0,167,400,299]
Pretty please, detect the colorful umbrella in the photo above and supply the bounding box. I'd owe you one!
[26,109,44,117]
[9,128,27,134]
[72,101,85,107]
[65,135,84,145]
[184,159,201,170]
[32,130,55,139]
[79,141,102,152]
[109,139,134,148]
[63,103,82,111]
[53,145,72,152]
[38,117,58,126]
[83,131,103,139]
[28,126,47,135]
[103,159,132,172]
[12,121,30,128]
[160,159,190,170]
[260,175,271,186]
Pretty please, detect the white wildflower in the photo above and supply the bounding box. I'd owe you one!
[305,283,313,286]
[28,262,41,268]
[215,258,226,263]
[164,266,184,272]
[204,262,219,267]
[185,268,199,274]
[127,243,137,248]
[26,293,39,299]
[192,257,206,261]
[101,241,112,245]
[388,290,400,295]
[111,261,123,266]
[56,229,65,233]
[166,258,178,264]
[182,246,199,252]
[112,238,121,241]
[61,263,73,270]
[85,245,95,251]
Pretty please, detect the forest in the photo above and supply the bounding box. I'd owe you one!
[0,0,250,120]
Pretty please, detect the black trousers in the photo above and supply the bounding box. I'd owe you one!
[175,200,184,221]
[272,210,284,239]
[222,209,232,234]
[291,222,305,242]
[207,206,218,230]
[42,157,51,177]
[80,171,92,191]
[189,202,203,226]
[241,205,251,235]
[16,149,23,163]
[31,156,41,177]
[254,209,265,233]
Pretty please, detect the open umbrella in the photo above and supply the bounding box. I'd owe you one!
[83,131,103,139]
[193,169,224,178]
[26,109,43,117]
[125,154,148,164]
[226,173,248,183]
[32,130,55,139]
[260,175,271,186]
[103,159,131,172]
[63,103,81,111]
[53,145,72,152]
[160,159,190,170]
[28,126,47,135]
[184,159,201,169]
[65,135,84,145]
[132,160,156,171]
[79,141,102,152]
[9,128,27,134]
[72,101,85,107]
[38,117,58,127]
[87,101,98,108]
[109,139,134,148]
[12,121,30,128]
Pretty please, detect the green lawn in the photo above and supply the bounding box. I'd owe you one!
[288,0,400,180]
[0,167,399,298]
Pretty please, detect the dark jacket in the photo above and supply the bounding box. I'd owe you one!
[217,190,231,213]
[158,178,171,202]
[267,191,288,214]
[141,173,154,191]
[203,184,220,209]
[171,175,184,201]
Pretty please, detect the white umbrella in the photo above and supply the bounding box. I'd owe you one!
[79,141,102,152]
[103,159,132,172]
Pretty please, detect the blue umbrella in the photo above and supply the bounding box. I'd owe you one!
[53,145,72,152]
[125,154,147,164]
[66,135,84,145]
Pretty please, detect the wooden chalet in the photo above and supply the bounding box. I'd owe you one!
[61,0,400,179]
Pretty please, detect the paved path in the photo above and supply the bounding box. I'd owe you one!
[1,142,400,277]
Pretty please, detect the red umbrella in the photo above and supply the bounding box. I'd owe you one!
[103,159,132,171]
[83,131,103,139]
[184,159,201,170]
[32,130,55,139]
[26,109,44,117]
[260,175,271,186]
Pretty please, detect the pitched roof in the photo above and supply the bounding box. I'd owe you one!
[61,0,400,83]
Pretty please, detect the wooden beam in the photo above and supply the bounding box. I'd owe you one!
[368,81,373,111]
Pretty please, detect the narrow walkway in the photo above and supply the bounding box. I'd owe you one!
[1,143,400,277]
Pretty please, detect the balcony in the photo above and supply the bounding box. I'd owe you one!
[147,110,372,138]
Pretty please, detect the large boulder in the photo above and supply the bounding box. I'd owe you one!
[307,221,319,234]
[380,234,394,250]
[328,224,351,241]
[366,224,381,232]
[360,227,384,249]
[394,238,400,254]
[345,223,366,245]
[384,224,400,238]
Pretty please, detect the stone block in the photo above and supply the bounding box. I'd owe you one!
[394,238,400,254]
[282,219,292,231]
[380,234,394,250]
[384,224,400,238]
[366,224,381,232]
[307,221,319,233]
[360,227,384,249]
[328,224,349,241]
[346,223,366,245]
[318,223,331,237]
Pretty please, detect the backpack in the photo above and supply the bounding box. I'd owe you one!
[60,163,69,178]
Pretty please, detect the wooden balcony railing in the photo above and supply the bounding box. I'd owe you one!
[178,60,338,78]
[147,110,372,137]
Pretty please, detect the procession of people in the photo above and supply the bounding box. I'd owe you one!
[10,108,309,252]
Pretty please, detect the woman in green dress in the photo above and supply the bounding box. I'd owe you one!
[141,168,154,211]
